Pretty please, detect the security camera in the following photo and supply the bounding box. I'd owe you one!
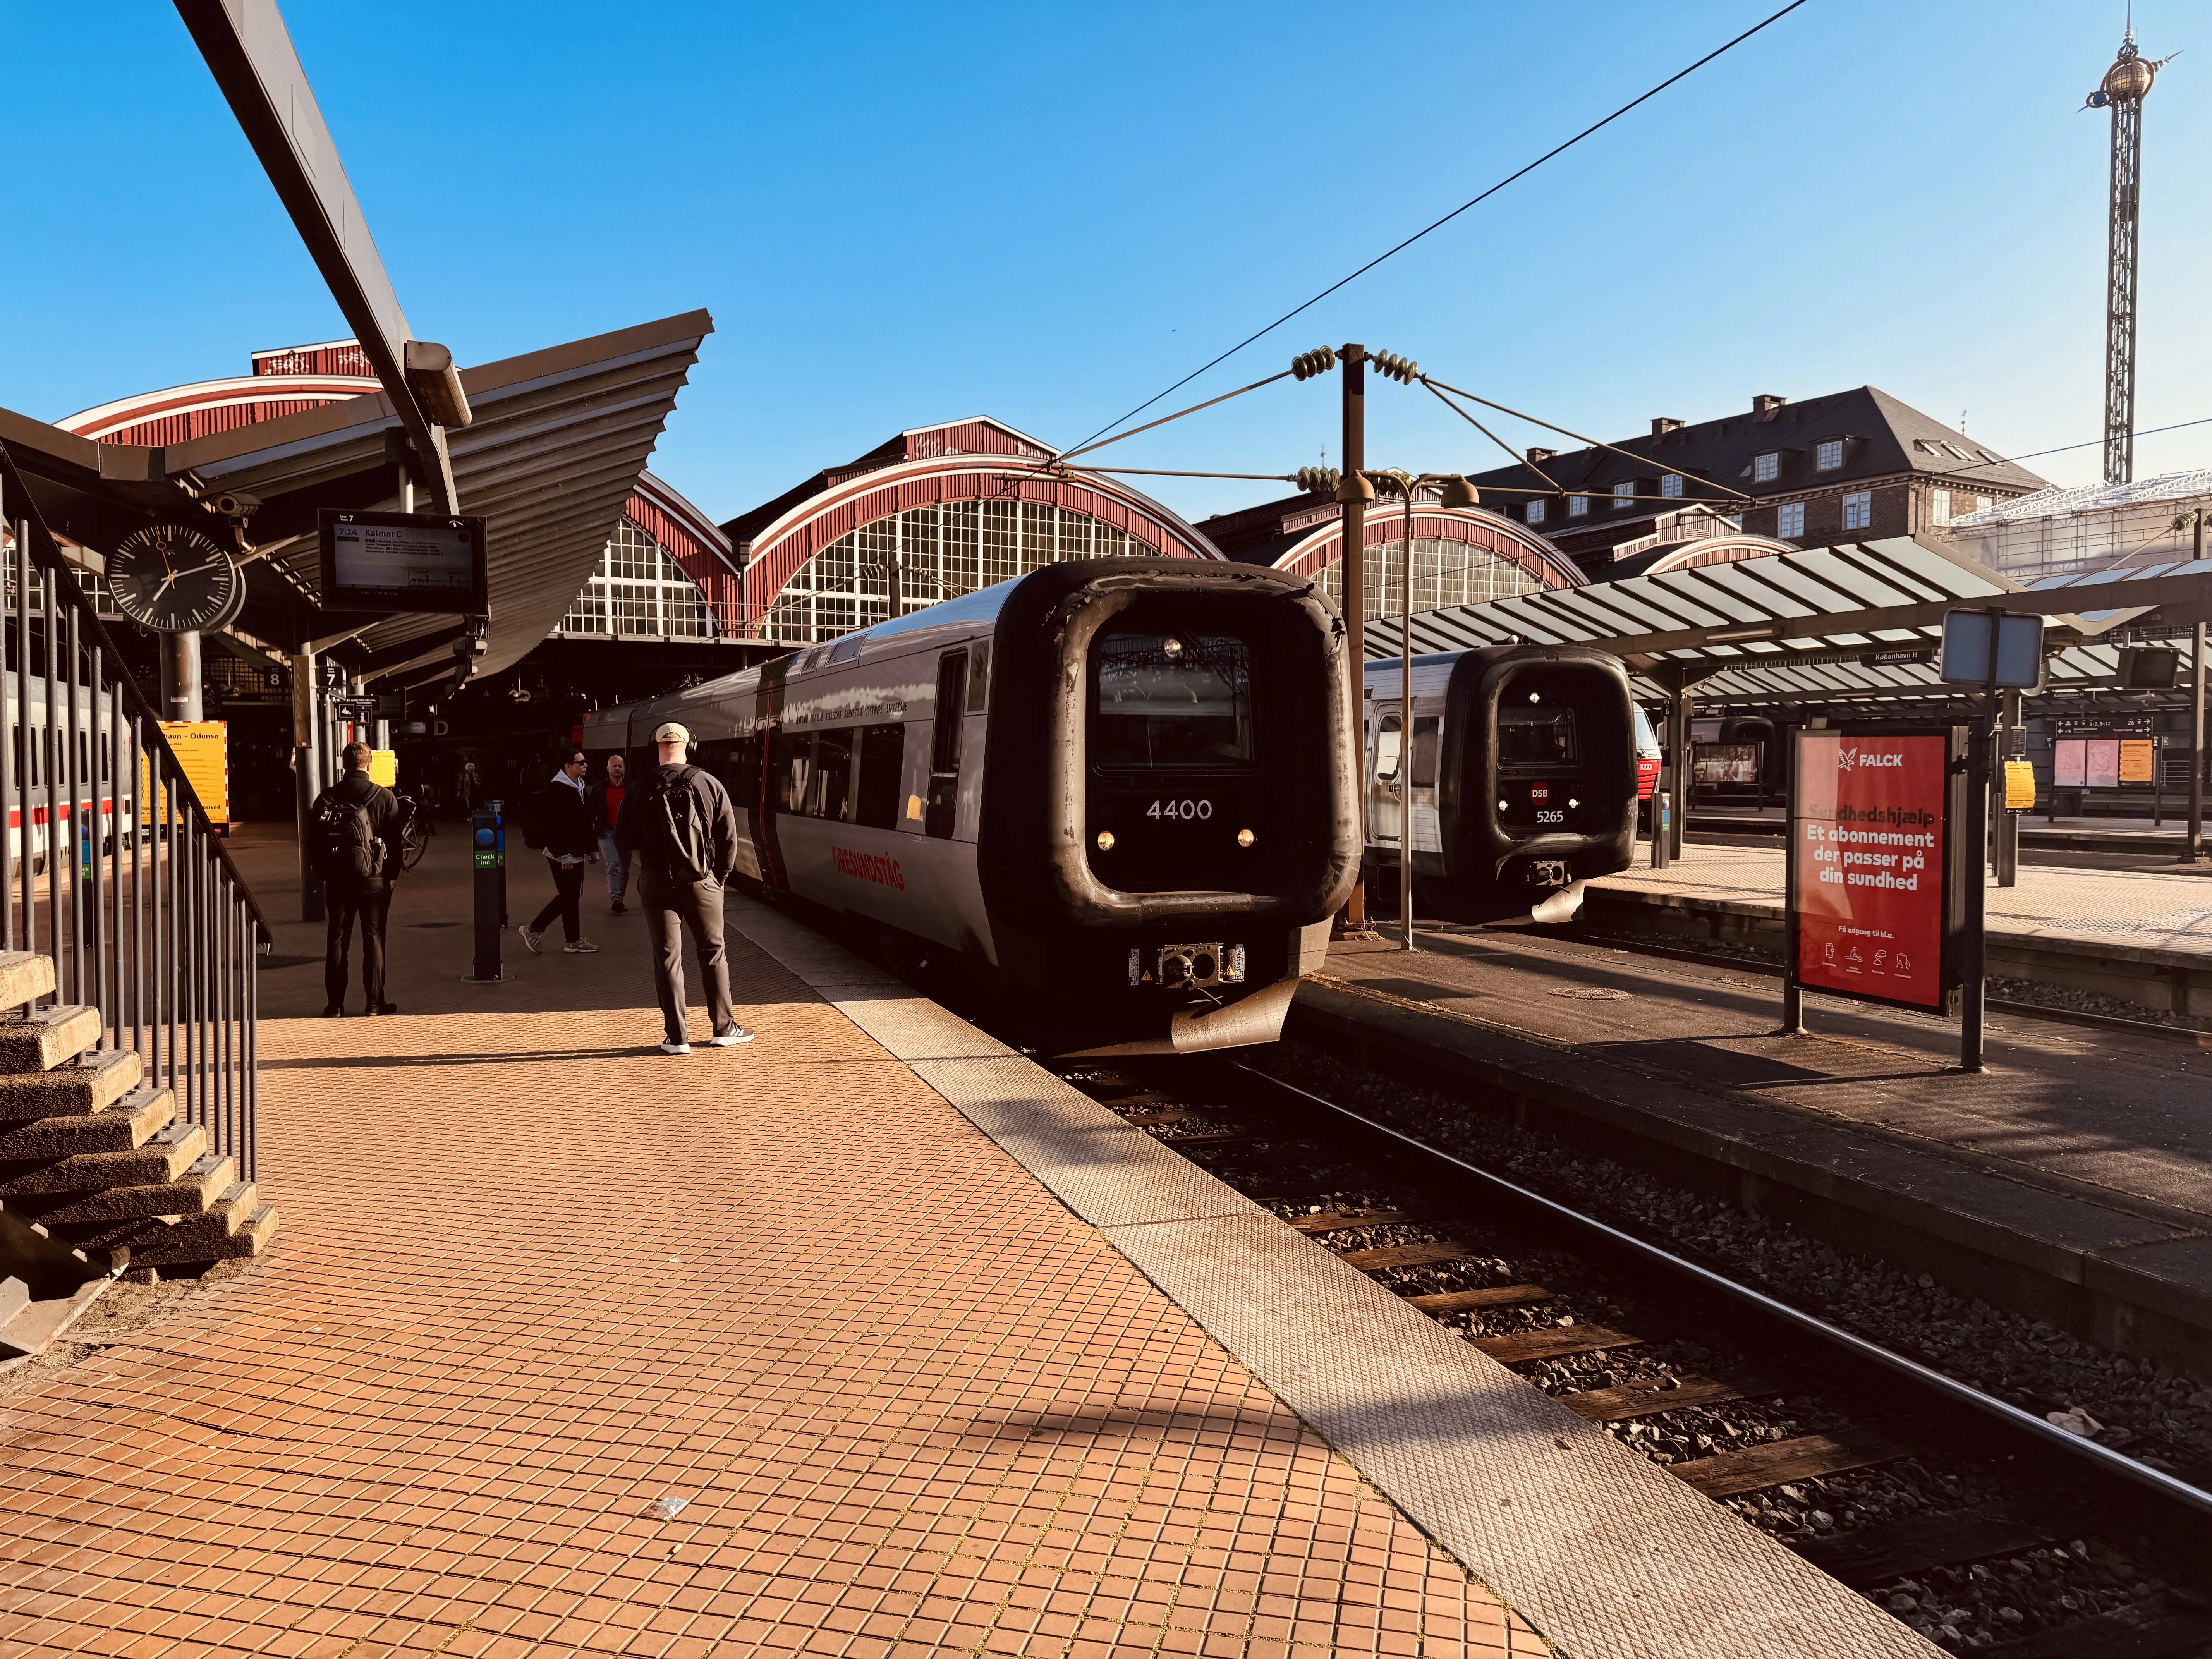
[207,490,262,521]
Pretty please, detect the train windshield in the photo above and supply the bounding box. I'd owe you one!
[1498,703,1578,766]
[1092,632,1254,771]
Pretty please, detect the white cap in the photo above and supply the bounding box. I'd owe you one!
[654,721,691,744]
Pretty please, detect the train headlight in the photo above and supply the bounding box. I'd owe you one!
[1498,799,1508,812]
[1237,828,1255,848]
[1569,797,1580,809]
[1528,691,1541,702]
[1163,637,1184,655]
[1096,831,1116,851]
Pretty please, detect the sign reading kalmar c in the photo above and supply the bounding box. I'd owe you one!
[1788,729,1958,1013]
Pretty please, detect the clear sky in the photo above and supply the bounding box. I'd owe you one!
[6,2,2206,530]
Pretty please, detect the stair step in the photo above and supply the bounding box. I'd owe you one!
[123,1202,278,1266]
[0,1086,175,1160]
[0,1006,102,1075]
[0,1275,27,1328]
[0,954,56,1017]
[0,1277,110,1359]
[0,1048,141,1125]
[18,1151,233,1226]
[0,1205,106,1283]
[0,1120,208,1197]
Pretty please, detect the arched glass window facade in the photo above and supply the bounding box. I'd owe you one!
[1316,536,1549,621]
[763,500,1146,645]
[558,520,716,640]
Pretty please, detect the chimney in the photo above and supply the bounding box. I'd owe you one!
[1752,394,1786,415]
[1526,447,1557,465]
[1651,417,1685,436]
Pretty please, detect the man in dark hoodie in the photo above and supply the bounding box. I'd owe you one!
[311,742,405,1017]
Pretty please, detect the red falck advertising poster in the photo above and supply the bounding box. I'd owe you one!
[1792,732,1949,1010]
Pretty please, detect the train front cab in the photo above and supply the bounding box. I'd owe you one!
[1369,646,1637,923]
[978,560,1360,1054]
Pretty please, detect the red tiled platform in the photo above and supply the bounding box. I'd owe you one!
[0,828,1536,1657]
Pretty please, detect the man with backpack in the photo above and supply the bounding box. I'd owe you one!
[312,741,404,1017]
[614,720,752,1055]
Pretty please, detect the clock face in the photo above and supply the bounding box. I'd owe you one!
[108,524,247,634]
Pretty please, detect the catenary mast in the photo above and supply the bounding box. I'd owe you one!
[2089,24,2166,484]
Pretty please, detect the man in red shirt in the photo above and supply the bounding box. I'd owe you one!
[589,751,631,915]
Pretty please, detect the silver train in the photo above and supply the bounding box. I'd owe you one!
[584,558,1361,1054]
[1362,646,1639,923]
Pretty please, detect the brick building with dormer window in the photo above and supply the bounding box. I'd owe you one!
[1463,387,2050,578]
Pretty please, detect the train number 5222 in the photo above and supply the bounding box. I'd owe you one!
[1148,799,1214,821]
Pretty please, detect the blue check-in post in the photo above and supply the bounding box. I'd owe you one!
[468,801,506,983]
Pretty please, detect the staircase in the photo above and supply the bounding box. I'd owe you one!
[0,951,278,1358]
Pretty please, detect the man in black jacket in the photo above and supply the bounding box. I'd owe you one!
[520,746,600,955]
[615,720,752,1054]
[313,742,405,1017]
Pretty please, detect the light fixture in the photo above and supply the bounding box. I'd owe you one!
[1237,828,1255,848]
[1096,831,1115,851]
[1528,691,1541,702]
[1439,476,1479,510]
[402,340,473,429]
[1163,637,1183,655]
[1334,471,1375,503]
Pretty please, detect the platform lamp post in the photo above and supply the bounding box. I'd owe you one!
[2181,509,2208,862]
[1368,469,1480,950]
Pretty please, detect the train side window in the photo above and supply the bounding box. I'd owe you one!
[931,653,967,773]
[926,652,967,839]
[811,728,855,822]
[733,730,764,805]
[773,729,812,814]
[1374,714,1403,781]
[855,724,905,830]
[965,640,991,713]
[1411,717,1439,788]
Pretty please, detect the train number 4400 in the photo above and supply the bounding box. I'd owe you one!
[1147,799,1214,821]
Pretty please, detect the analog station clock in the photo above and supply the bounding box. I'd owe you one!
[107,523,247,634]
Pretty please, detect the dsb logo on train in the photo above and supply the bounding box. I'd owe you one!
[1501,782,1577,828]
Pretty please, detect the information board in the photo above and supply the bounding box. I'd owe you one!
[2119,738,2156,784]
[141,721,229,831]
[318,509,487,614]
[1789,728,1954,1012]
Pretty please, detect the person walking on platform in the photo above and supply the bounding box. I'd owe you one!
[615,721,753,1054]
[520,747,601,956]
[589,751,631,916]
[312,741,404,1017]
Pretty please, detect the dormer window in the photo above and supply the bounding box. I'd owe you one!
[1753,452,1781,484]
[1660,474,1684,499]
[1567,495,1590,518]
[1526,499,1547,525]
[1815,439,1844,471]
[1613,482,1636,509]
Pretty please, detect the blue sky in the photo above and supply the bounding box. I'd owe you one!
[7,2,2207,528]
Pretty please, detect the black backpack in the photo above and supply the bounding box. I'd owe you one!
[313,795,385,887]
[650,768,713,884]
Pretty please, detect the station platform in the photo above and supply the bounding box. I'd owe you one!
[1305,917,2212,1381]
[0,826,1933,1659]
[1582,842,2212,1023]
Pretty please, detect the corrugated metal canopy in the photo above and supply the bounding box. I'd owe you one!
[164,310,713,679]
[1356,536,2212,709]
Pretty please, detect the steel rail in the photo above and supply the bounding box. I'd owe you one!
[1231,1059,2212,1522]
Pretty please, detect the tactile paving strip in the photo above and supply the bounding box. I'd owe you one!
[729,897,1941,1659]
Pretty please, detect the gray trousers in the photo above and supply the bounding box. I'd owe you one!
[639,876,735,1044]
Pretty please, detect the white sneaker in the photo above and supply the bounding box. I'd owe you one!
[660,1040,692,1055]
[563,938,600,954]
[709,1027,755,1047]
[519,926,543,955]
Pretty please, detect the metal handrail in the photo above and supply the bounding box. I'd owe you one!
[0,441,268,1184]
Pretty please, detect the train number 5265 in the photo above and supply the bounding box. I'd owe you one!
[1148,799,1214,821]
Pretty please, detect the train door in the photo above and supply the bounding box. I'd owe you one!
[1370,708,1403,844]
[925,651,967,839]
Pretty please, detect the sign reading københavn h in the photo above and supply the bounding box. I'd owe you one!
[1788,727,1962,1014]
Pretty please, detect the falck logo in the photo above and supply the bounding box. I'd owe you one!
[1839,748,1905,771]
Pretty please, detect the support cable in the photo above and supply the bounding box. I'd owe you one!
[1062,0,1813,457]
[1053,369,1296,464]
[1422,375,1757,503]
[1424,381,1565,491]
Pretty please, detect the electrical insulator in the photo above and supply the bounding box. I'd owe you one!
[1294,466,1341,495]
[1290,346,1338,381]
[1370,350,1420,385]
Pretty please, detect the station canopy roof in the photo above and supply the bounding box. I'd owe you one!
[2,310,712,684]
[1360,536,2212,710]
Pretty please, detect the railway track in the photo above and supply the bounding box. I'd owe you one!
[1052,1049,2212,1656]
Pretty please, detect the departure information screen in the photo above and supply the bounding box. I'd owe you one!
[318,509,487,613]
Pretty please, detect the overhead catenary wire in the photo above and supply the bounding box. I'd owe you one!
[1052,369,1297,465]
[1424,381,1565,491]
[1422,374,1758,503]
[1061,0,1814,459]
